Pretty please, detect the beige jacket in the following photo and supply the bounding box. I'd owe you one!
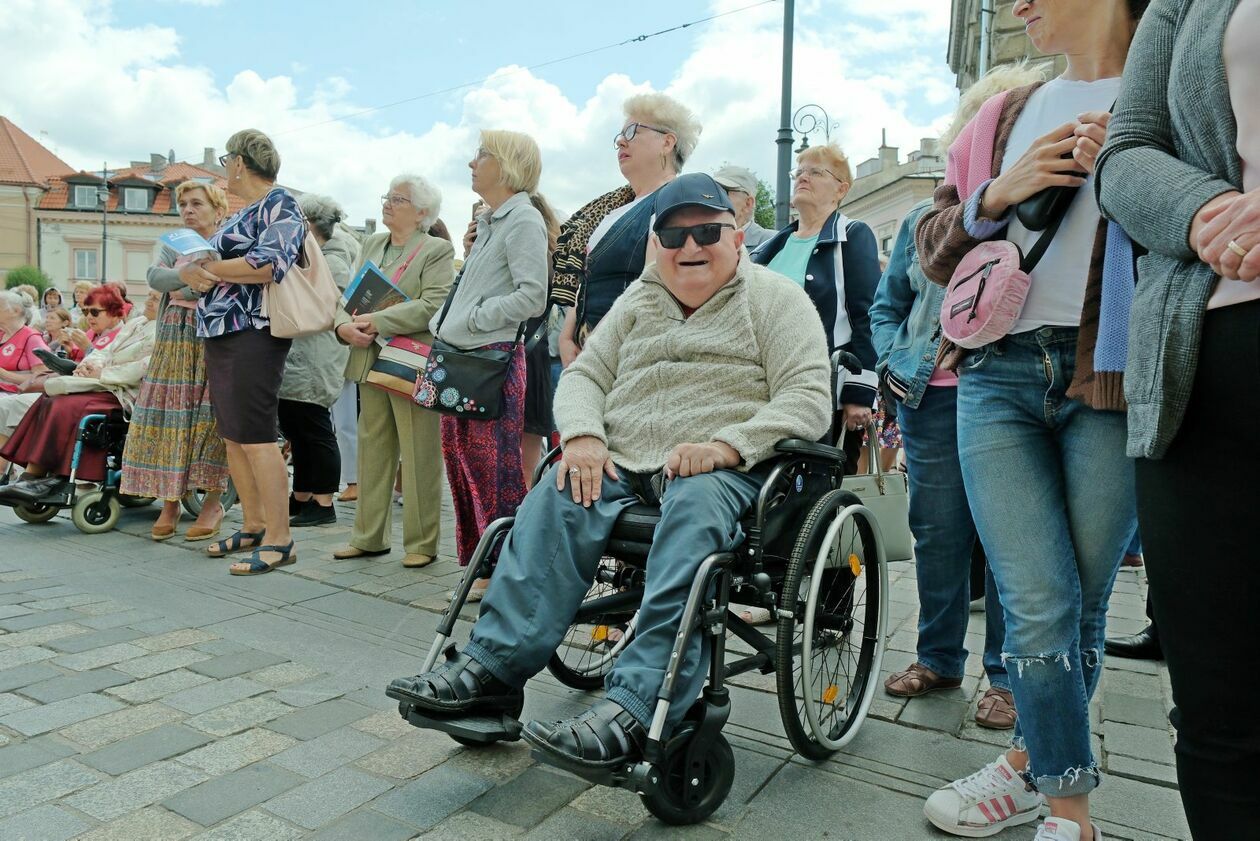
[555,259,832,473]
[45,316,155,413]
[336,230,456,382]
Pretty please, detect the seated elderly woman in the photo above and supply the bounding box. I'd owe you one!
[0,290,51,474]
[386,174,832,769]
[0,290,157,501]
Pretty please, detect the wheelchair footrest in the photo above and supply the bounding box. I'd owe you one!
[400,703,523,744]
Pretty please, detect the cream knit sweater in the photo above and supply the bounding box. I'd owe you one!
[554,258,832,473]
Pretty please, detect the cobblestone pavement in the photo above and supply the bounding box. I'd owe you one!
[0,490,1189,840]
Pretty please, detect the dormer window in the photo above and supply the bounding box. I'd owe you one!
[123,188,149,211]
[73,185,99,208]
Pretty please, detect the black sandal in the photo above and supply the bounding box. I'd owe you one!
[522,698,646,770]
[207,529,264,558]
[228,541,297,576]
[386,649,522,714]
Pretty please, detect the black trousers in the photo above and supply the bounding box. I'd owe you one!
[277,399,340,495]
[1135,299,1260,840]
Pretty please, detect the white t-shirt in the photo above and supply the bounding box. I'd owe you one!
[587,195,649,254]
[1002,76,1122,333]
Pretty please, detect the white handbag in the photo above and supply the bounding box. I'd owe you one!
[839,424,914,563]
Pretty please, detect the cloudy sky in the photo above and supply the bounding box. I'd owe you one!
[2,0,959,228]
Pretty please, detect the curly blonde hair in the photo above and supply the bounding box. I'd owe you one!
[174,181,230,216]
[939,62,1050,149]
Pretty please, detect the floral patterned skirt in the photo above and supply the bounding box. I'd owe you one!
[119,303,228,499]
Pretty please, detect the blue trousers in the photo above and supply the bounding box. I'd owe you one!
[465,463,762,727]
[956,328,1134,797]
[897,385,1007,690]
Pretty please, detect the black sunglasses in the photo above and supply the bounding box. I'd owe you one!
[656,222,736,250]
[83,307,107,317]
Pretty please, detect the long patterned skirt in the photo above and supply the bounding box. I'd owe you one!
[440,344,527,566]
[119,302,228,499]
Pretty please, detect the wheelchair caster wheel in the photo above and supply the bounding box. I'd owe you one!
[640,724,734,826]
[72,490,120,534]
[13,501,58,524]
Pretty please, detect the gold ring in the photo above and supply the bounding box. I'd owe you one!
[1227,239,1251,258]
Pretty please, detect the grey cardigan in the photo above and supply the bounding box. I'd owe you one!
[429,191,548,348]
[1095,0,1243,459]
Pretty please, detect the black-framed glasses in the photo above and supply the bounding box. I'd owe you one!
[656,222,736,249]
[217,153,237,168]
[613,122,670,148]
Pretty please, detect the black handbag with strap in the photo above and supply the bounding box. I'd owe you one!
[411,269,528,420]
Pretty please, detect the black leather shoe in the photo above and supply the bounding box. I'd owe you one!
[1105,624,1163,661]
[386,650,522,714]
[522,698,647,770]
[289,500,336,527]
[0,476,68,503]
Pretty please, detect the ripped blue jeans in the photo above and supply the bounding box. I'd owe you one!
[956,327,1134,798]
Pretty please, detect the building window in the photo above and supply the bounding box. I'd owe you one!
[880,236,893,255]
[73,249,98,280]
[123,188,148,211]
[73,185,99,208]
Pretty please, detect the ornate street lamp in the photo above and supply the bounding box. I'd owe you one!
[793,104,835,154]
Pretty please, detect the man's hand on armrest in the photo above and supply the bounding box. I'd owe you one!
[665,442,741,480]
[557,435,619,508]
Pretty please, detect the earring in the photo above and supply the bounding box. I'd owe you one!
[660,152,669,171]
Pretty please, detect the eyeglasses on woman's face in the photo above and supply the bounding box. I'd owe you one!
[83,307,107,317]
[218,153,238,168]
[656,222,736,250]
[613,122,670,149]
[791,166,841,182]
[380,193,414,207]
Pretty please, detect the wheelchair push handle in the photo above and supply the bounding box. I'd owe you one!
[831,350,863,377]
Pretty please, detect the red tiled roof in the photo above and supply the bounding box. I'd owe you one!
[0,116,74,187]
[38,160,248,215]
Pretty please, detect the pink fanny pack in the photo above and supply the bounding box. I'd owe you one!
[939,202,1067,350]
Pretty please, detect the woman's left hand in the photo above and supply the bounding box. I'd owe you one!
[1071,111,1110,175]
[841,404,872,433]
[353,316,378,337]
[1197,187,1260,281]
[74,360,101,378]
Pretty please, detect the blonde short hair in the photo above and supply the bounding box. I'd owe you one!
[480,130,543,194]
[940,61,1049,149]
[73,280,95,298]
[797,143,853,185]
[174,181,230,216]
[225,129,281,180]
[623,93,703,172]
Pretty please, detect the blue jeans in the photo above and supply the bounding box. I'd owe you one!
[465,464,762,727]
[1126,526,1142,558]
[897,386,1007,690]
[956,328,1134,798]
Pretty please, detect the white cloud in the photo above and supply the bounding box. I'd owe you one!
[0,0,958,232]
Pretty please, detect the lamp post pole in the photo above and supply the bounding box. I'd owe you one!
[99,162,108,283]
[774,0,795,230]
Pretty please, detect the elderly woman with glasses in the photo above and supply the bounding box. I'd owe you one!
[332,174,454,569]
[554,93,702,365]
[751,143,882,472]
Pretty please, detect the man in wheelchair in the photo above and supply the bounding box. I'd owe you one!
[387,173,832,771]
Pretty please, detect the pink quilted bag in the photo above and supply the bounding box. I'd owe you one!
[939,241,1030,349]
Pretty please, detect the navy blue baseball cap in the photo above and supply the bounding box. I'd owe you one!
[652,173,736,232]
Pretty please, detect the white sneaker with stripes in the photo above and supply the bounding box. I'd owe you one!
[924,753,1043,837]
[1034,817,1103,841]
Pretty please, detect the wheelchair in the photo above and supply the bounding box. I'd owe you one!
[0,410,235,532]
[394,352,890,825]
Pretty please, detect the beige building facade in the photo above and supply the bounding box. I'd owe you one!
[0,117,75,280]
[948,0,1065,91]
[840,139,945,260]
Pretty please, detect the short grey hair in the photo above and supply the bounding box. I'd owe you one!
[623,92,703,172]
[298,193,347,241]
[0,290,32,324]
[389,174,442,227]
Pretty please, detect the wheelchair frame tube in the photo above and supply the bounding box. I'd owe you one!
[421,516,514,673]
[67,413,108,488]
[647,552,734,745]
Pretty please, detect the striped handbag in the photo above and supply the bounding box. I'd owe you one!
[365,336,430,399]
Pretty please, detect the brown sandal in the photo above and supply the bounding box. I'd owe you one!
[883,662,963,697]
[974,686,1017,730]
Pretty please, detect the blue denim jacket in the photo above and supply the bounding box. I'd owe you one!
[869,200,941,410]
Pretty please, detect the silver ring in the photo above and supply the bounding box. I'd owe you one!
[568,467,580,475]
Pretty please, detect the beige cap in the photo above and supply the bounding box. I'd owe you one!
[711,164,759,196]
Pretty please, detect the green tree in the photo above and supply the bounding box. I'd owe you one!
[4,265,52,294]
[754,180,776,230]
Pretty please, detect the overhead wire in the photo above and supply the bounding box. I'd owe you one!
[274,0,779,137]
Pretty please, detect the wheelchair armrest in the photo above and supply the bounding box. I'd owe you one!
[773,438,844,464]
[530,444,564,487]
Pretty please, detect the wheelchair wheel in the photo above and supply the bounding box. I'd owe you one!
[182,480,238,517]
[72,490,121,534]
[119,494,156,508]
[775,490,887,760]
[641,722,734,825]
[547,558,637,691]
[13,502,59,524]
